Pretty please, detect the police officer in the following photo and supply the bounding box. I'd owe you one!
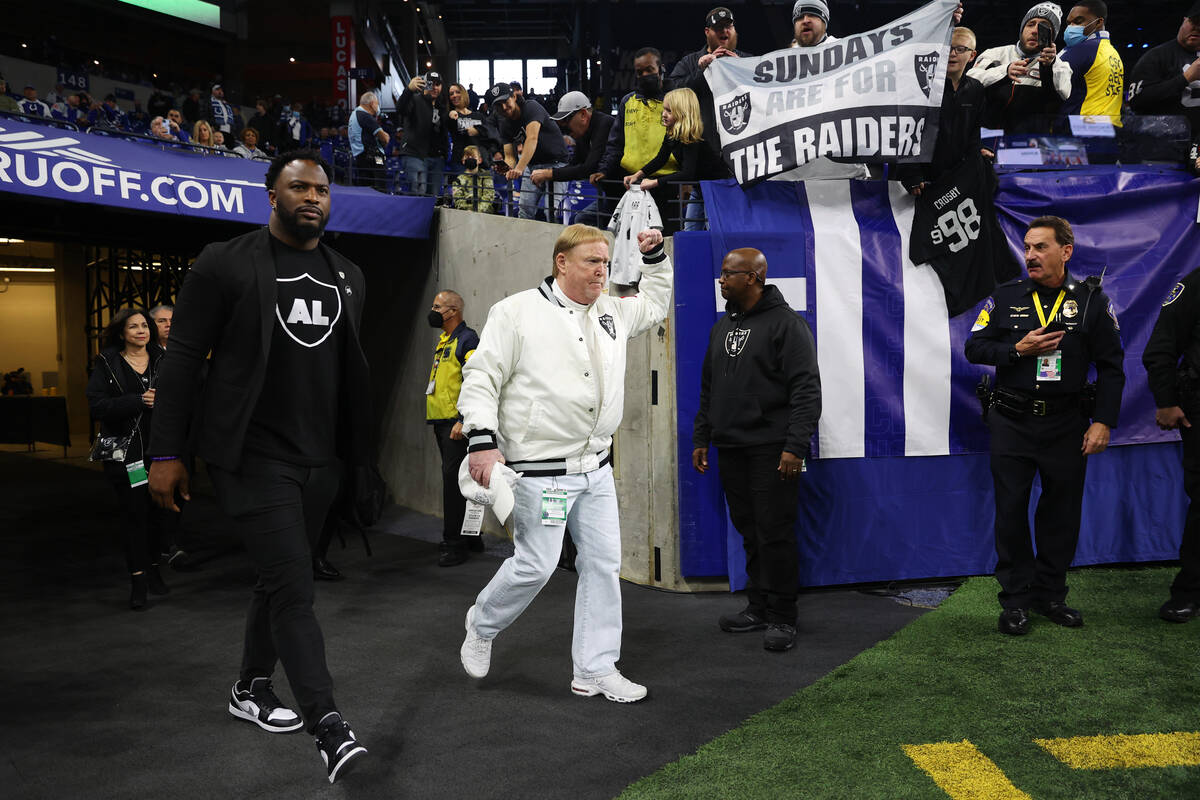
[1143,268,1200,623]
[965,215,1125,635]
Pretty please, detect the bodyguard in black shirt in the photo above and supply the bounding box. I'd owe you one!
[965,216,1125,636]
[148,150,370,784]
[1142,266,1200,623]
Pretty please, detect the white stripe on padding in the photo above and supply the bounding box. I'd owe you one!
[889,182,952,457]
[808,181,864,459]
[771,277,807,311]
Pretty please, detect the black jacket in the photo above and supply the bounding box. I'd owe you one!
[638,135,731,186]
[694,284,822,454]
[897,75,986,191]
[1143,266,1200,409]
[147,227,372,470]
[964,273,1125,426]
[397,88,448,158]
[551,111,616,182]
[86,346,163,464]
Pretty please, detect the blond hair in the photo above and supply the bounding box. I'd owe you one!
[551,224,610,278]
[952,26,977,50]
[663,88,703,145]
[463,145,482,160]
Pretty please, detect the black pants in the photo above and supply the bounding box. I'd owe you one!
[209,455,340,733]
[1172,422,1200,601]
[353,153,385,191]
[102,460,165,574]
[989,410,1088,609]
[433,420,468,546]
[716,445,802,624]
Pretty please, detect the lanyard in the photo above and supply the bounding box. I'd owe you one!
[1032,289,1066,328]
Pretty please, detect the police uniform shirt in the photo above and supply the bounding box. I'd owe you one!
[1143,266,1200,410]
[964,273,1125,426]
[243,234,345,465]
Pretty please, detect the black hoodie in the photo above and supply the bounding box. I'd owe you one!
[694,283,822,454]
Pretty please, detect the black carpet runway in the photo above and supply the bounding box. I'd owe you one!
[0,451,926,799]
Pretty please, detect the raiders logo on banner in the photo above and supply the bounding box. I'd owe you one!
[724,327,750,356]
[720,93,751,135]
[914,52,940,98]
[275,273,343,348]
[597,313,616,340]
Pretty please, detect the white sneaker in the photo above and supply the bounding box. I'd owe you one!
[570,670,647,703]
[460,605,492,679]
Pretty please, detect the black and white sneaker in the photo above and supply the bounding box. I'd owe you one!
[228,678,303,733]
[314,712,367,784]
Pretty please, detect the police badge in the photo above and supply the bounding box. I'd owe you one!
[597,313,616,340]
[914,52,940,98]
[719,93,751,135]
[724,328,750,356]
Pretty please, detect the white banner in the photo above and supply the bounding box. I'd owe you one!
[704,0,957,186]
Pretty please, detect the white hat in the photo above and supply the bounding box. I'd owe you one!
[457,458,521,525]
[550,91,592,121]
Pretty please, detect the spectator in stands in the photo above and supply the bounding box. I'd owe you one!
[793,1,833,47]
[213,131,228,149]
[1128,2,1200,139]
[671,7,750,87]
[898,27,989,195]
[452,145,495,212]
[45,82,67,107]
[0,79,18,113]
[86,307,169,611]
[467,83,480,111]
[90,95,129,130]
[591,48,679,220]
[530,91,615,226]
[233,126,269,160]
[278,102,315,153]
[192,119,216,147]
[128,102,150,134]
[149,115,177,141]
[182,88,202,126]
[1059,1,1123,122]
[967,3,1072,134]
[623,87,730,231]
[488,81,570,220]
[348,91,390,190]
[247,99,275,152]
[448,82,485,166]
[397,72,449,197]
[19,85,51,118]
[167,109,191,142]
[147,87,173,119]
[209,83,238,135]
[509,81,524,102]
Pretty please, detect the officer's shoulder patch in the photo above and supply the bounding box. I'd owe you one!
[971,297,995,332]
[1107,300,1120,330]
[1164,282,1185,306]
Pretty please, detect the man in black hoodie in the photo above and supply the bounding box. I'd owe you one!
[692,248,822,652]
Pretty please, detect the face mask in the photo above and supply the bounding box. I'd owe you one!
[1062,24,1088,47]
[637,74,663,98]
[464,157,478,170]
[427,310,445,328]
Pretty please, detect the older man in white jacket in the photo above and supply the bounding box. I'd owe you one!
[456,223,671,703]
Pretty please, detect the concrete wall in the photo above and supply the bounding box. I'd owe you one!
[377,208,726,592]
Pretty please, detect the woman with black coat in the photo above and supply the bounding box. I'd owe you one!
[86,307,168,610]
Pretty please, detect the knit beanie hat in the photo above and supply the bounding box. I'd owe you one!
[1021,2,1063,40]
[792,0,830,24]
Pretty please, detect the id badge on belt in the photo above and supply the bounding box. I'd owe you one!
[1036,350,1063,382]
[540,488,568,526]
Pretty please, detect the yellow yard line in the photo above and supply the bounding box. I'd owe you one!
[903,740,1033,800]
[1035,732,1200,769]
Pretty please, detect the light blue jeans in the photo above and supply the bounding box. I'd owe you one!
[471,463,623,678]
[402,155,446,198]
[518,162,566,221]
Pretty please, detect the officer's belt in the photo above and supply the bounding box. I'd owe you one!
[994,387,1082,417]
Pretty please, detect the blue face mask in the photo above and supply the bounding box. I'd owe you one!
[1063,24,1088,47]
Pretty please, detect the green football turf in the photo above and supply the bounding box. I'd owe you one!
[620,568,1200,800]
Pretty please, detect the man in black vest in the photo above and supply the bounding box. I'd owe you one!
[148,150,370,784]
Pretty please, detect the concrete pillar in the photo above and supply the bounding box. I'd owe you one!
[54,243,90,441]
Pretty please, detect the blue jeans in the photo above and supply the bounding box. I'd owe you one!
[518,162,566,221]
[403,155,446,197]
[683,186,707,231]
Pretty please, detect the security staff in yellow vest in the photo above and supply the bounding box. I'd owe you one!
[426,290,481,566]
[590,47,680,226]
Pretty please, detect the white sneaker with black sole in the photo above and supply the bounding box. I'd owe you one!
[314,712,367,784]
[460,605,492,679]
[571,670,647,703]
[228,677,303,733]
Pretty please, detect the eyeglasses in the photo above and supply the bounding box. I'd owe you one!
[719,269,755,279]
[949,45,975,55]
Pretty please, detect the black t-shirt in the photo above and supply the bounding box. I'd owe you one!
[500,99,568,166]
[244,235,344,466]
[354,107,382,158]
